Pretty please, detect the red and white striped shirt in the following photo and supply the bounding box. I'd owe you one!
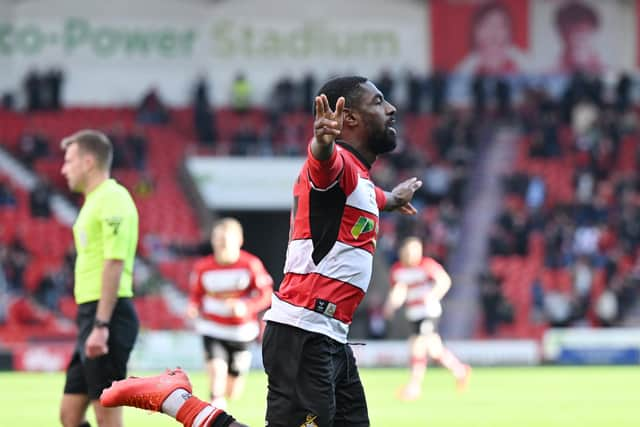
[390,257,449,321]
[189,250,273,342]
[263,142,386,343]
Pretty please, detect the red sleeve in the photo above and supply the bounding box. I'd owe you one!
[307,143,344,189]
[375,186,387,210]
[244,256,274,314]
[188,263,204,307]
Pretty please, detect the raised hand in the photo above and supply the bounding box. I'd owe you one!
[386,177,423,215]
[314,94,345,146]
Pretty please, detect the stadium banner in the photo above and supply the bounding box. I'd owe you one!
[430,0,637,76]
[351,339,540,367]
[126,332,540,370]
[430,0,530,75]
[12,342,74,372]
[128,331,204,371]
[0,0,429,106]
[529,0,637,75]
[543,328,640,365]
[185,156,304,211]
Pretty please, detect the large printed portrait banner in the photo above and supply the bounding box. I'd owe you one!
[430,0,530,75]
[430,0,637,76]
[529,0,636,75]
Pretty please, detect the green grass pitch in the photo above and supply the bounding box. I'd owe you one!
[1,366,638,426]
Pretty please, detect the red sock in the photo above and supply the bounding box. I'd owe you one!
[410,356,427,372]
[176,397,223,427]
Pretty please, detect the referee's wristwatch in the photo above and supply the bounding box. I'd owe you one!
[94,319,110,329]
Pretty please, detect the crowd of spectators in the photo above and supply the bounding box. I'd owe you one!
[2,68,639,338]
[487,71,640,332]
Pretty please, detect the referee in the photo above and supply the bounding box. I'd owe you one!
[59,130,139,427]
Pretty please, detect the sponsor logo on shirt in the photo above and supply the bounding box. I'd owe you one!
[351,216,374,239]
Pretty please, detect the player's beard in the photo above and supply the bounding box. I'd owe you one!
[368,121,397,155]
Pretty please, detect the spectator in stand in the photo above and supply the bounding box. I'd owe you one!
[525,176,546,212]
[571,255,594,322]
[544,289,573,327]
[17,131,50,167]
[406,70,423,114]
[530,276,546,324]
[489,204,531,256]
[0,179,17,207]
[230,73,251,113]
[35,270,63,312]
[193,76,218,146]
[105,123,130,169]
[300,72,316,113]
[429,70,447,115]
[2,91,15,110]
[24,69,42,111]
[421,161,452,204]
[2,237,29,293]
[479,270,513,335]
[29,179,52,218]
[615,73,632,113]
[495,77,512,117]
[272,75,296,115]
[544,208,574,269]
[595,286,618,326]
[540,114,562,157]
[471,74,487,116]
[125,126,148,171]
[136,88,170,125]
[230,120,259,156]
[42,68,65,111]
[133,173,155,198]
[375,69,394,103]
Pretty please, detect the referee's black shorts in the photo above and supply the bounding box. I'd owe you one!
[64,298,139,400]
[262,321,369,427]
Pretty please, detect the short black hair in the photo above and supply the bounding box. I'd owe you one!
[315,76,368,112]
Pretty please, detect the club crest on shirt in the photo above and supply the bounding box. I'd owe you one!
[300,414,318,427]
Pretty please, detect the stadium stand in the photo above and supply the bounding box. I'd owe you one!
[486,79,640,338]
[2,69,639,351]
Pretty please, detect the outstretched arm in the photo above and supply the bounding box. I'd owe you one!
[383,177,423,214]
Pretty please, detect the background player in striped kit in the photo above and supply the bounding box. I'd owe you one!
[187,218,273,410]
[384,237,471,400]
